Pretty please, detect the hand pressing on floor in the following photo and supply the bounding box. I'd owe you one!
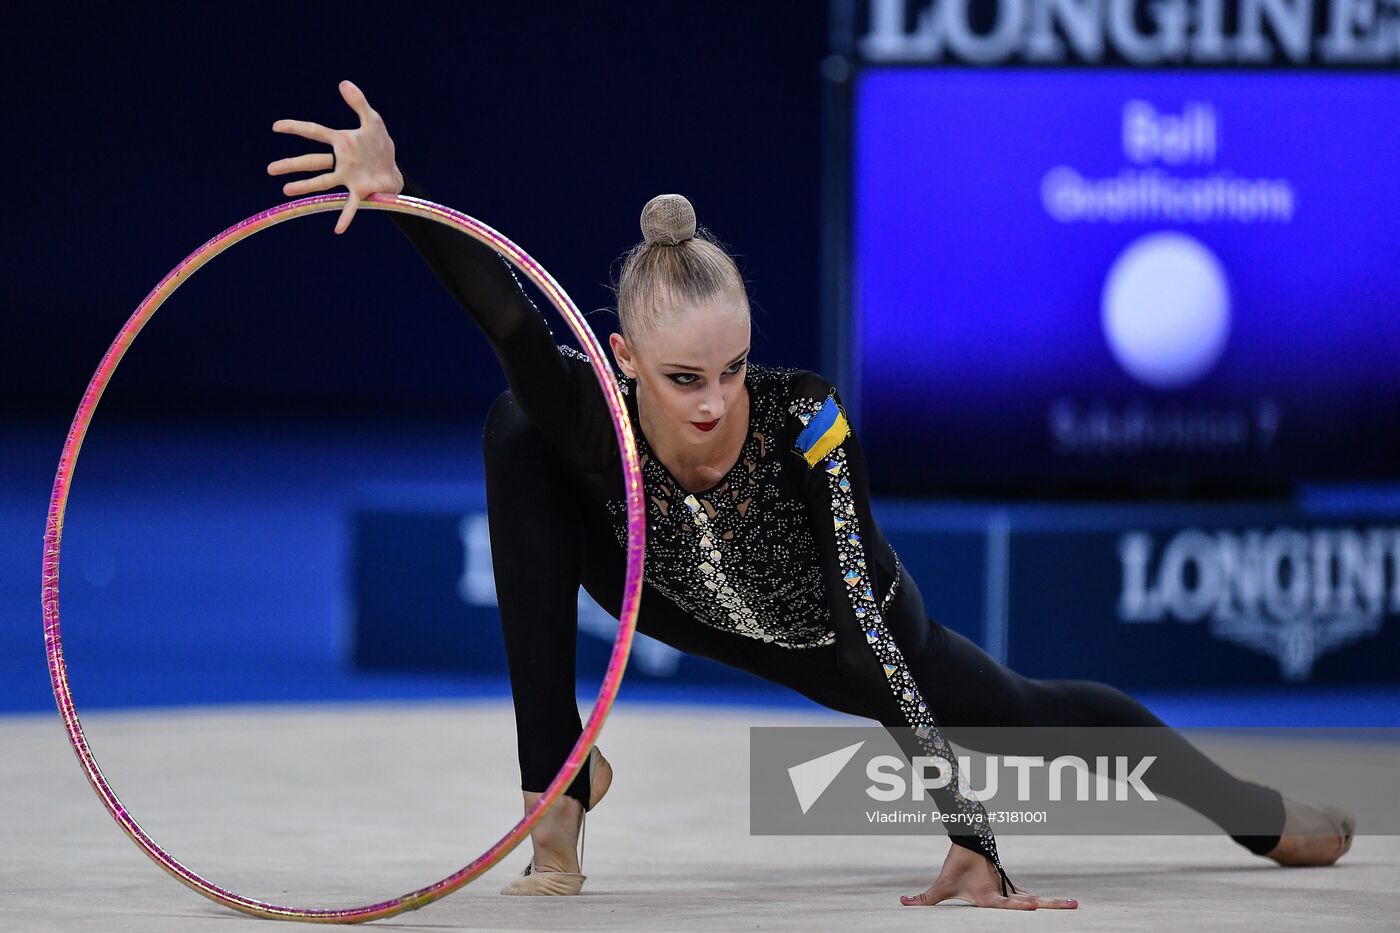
[900,843,1078,911]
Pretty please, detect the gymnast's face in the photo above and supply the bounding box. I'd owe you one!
[610,294,751,446]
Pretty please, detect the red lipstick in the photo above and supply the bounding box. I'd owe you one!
[692,418,720,432]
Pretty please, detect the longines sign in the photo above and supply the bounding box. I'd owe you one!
[1003,515,1400,687]
[1117,526,1400,681]
[860,0,1400,65]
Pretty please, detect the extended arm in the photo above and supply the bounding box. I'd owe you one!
[267,81,612,466]
[386,174,590,446]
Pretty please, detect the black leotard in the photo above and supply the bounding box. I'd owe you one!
[387,176,1284,889]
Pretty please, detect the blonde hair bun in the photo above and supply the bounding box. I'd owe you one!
[639,194,697,246]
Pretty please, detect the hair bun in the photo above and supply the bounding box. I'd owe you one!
[640,194,697,246]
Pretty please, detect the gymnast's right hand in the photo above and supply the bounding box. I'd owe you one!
[267,79,405,235]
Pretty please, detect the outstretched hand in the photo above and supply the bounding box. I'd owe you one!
[900,844,1078,911]
[267,80,405,235]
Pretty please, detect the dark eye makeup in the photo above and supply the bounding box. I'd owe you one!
[667,359,746,386]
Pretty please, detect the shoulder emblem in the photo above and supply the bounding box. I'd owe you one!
[792,393,850,467]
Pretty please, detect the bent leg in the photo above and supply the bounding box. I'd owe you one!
[483,390,595,809]
[485,390,877,808]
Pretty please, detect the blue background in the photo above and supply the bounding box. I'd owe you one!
[3,4,1396,731]
[854,69,1400,493]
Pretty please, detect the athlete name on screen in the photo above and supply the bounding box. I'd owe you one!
[860,0,1400,65]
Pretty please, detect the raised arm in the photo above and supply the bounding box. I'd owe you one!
[267,81,612,467]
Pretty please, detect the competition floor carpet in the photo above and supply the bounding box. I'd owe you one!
[4,700,1395,932]
[6,419,1397,929]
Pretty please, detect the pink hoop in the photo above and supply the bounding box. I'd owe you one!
[40,192,645,923]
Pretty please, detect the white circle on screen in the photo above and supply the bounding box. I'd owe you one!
[1101,231,1231,390]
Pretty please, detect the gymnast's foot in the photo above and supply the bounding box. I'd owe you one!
[504,747,612,888]
[899,843,1078,910]
[1264,797,1355,867]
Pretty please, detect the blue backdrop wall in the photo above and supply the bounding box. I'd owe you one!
[3,2,827,414]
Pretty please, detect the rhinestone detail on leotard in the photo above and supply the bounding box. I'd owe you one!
[563,349,837,649]
[788,393,1006,875]
[556,346,1008,884]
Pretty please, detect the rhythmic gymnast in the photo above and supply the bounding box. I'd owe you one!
[266,80,1354,911]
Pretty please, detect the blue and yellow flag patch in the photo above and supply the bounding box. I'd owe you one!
[794,395,851,467]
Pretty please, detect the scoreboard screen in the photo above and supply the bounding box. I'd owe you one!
[851,69,1400,494]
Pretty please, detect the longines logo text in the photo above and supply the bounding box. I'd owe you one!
[861,0,1400,65]
[1118,526,1400,679]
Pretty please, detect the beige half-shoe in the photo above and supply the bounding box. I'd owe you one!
[1264,796,1356,867]
[499,860,588,896]
[500,746,611,895]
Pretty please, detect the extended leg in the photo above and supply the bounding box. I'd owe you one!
[888,597,1285,853]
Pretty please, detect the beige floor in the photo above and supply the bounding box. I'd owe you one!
[1,700,1392,932]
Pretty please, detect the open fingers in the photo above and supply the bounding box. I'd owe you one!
[282,171,338,198]
[1015,891,1077,909]
[900,878,968,908]
[267,152,334,177]
[338,80,375,125]
[271,119,335,144]
[900,887,1029,909]
[900,887,1045,910]
[334,196,360,236]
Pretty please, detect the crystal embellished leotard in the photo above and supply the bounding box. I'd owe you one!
[388,174,1013,882]
[388,174,1289,890]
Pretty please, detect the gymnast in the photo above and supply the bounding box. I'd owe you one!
[266,80,1353,910]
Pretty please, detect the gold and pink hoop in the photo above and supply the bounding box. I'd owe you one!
[40,192,645,923]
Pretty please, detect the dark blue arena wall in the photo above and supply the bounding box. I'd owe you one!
[5,4,1399,728]
[3,2,827,414]
[5,418,1397,723]
[351,490,1400,690]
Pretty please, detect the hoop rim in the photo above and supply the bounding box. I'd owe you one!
[40,191,646,923]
